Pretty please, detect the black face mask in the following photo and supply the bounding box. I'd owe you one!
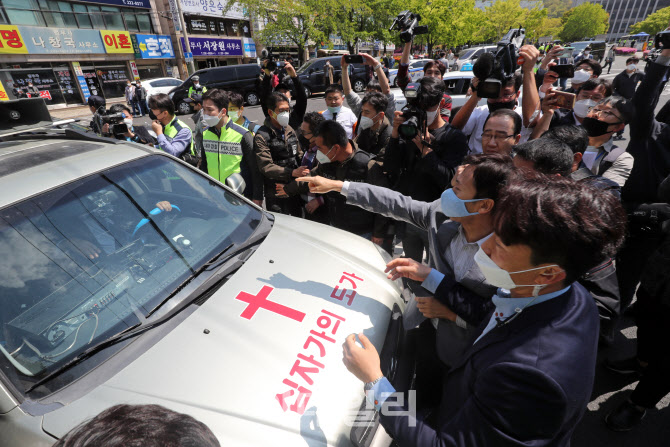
[582,117,618,137]
[487,100,516,113]
[298,135,312,150]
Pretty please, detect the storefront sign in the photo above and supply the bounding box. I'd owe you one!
[78,0,151,9]
[0,82,10,100]
[129,61,140,80]
[168,0,181,32]
[0,25,29,54]
[72,62,91,102]
[131,34,175,59]
[180,0,247,19]
[20,26,104,54]
[101,30,134,54]
[181,37,243,57]
[243,37,256,58]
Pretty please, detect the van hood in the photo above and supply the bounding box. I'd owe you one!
[42,214,404,446]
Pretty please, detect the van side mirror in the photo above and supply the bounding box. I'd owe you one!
[225,173,246,195]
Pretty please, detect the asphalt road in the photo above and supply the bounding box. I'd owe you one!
[59,57,669,446]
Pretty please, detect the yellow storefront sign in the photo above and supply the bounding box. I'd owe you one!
[0,81,9,101]
[0,25,28,54]
[100,30,134,54]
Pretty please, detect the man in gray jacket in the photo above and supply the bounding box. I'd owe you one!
[298,153,514,405]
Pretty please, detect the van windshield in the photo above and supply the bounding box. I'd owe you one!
[297,59,318,73]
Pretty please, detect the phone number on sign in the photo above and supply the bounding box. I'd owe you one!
[122,0,145,6]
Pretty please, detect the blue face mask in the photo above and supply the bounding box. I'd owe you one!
[327,105,342,114]
[440,188,487,217]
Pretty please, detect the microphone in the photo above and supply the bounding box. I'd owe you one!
[473,52,495,80]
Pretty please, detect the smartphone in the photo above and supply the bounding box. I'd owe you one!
[550,64,575,78]
[553,90,576,109]
[344,54,364,64]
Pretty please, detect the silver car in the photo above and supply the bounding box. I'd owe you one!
[0,101,408,446]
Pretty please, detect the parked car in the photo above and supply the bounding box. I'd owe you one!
[142,77,184,108]
[387,58,434,87]
[168,64,262,115]
[452,45,497,72]
[391,71,486,111]
[570,41,606,62]
[0,98,411,447]
[296,56,368,97]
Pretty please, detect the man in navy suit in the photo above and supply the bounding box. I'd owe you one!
[341,174,628,447]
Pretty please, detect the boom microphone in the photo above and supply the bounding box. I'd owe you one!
[473,52,495,80]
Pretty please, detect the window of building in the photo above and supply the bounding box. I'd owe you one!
[123,8,139,32]
[100,6,124,30]
[72,3,91,28]
[87,5,105,29]
[3,0,44,26]
[136,12,151,32]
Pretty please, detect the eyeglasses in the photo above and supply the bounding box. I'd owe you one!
[482,132,515,141]
[591,108,622,121]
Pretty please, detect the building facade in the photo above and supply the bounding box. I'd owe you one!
[577,0,670,41]
[0,0,178,107]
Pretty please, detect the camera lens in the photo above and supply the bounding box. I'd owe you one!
[399,116,420,139]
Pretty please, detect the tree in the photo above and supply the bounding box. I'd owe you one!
[223,0,327,64]
[631,5,670,35]
[482,0,527,42]
[523,6,548,42]
[543,0,572,19]
[559,3,609,42]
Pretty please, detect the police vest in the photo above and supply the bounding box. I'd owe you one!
[256,126,300,169]
[163,117,195,157]
[202,121,247,182]
[188,85,207,98]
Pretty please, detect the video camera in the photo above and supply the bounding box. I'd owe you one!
[654,31,670,49]
[260,48,286,71]
[398,82,428,140]
[93,108,127,137]
[390,11,428,43]
[472,28,525,98]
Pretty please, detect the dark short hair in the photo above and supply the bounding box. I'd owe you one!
[493,174,627,282]
[625,57,640,65]
[109,104,132,115]
[424,60,446,76]
[366,79,382,92]
[52,404,220,447]
[575,59,602,77]
[418,76,446,109]
[147,93,174,115]
[513,139,574,177]
[228,91,244,108]
[315,120,348,148]
[483,109,522,136]
[577,78,612,97]
[266,91,290,111]
[275,82,292,93]
[362,91,388,114]
[201,88,229,112]
[503,72,523,92]
[87,95,106,110]
[599,96,633,124]
[325,84,344,96]
[302,111,325,133]
[541,125,589,155]
[463,153,515,210]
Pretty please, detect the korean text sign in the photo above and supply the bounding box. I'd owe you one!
[181,37,243,57]
[0,25,29,54]
[133,34,175,59]
[19,26,104,54]
[100,30,134,54]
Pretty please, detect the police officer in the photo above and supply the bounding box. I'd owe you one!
[282,120,389,243]
[198,89,263,206]
[254,92,308,216]
[148,93,197,166]
[188,75,207,100]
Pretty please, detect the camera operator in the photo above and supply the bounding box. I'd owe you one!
[87,95,106,135]
[610,33,670,319]
[396,41,452,122]
[259,59,308,130]
[385,76,469,262]
[451,72,527,154]
[101,104,157,145]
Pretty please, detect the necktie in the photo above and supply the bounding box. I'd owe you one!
[333,112,337,121]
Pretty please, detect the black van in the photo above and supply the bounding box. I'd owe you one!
[168,64,262,115]
[296,56,368,97]
[570,41,607,63]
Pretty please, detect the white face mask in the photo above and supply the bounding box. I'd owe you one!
[123,118,133,127]
[572,69,591,84]
[273,110,290,128]
[228,110,239,122]
[474,247,562,295]
[315,147,334,164]
[203,111,223,127]
[426,108,439,125]
[358,113,380,131]
[627,64,637,71]
[573,99,596,118]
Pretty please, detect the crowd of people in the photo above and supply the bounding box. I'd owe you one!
[77,31,670,446]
